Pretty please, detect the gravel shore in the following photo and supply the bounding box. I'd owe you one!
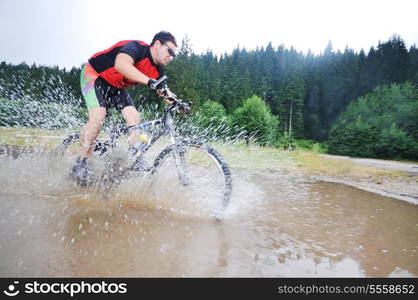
[315,155,418,205]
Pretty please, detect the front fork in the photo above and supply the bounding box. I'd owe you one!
[167,117,190,186]
[172,145,190,187]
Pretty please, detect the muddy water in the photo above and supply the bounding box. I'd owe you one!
[0,152,417,277]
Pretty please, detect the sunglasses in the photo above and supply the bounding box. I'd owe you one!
[162,43,177,58]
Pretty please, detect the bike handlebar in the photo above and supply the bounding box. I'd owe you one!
[165,96,191,114]
[156,76,191,113]
[154,75,168,87]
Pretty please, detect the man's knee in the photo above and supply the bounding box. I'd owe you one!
[87,107,106,127]
[122,106,140,126]
[82,107,106,138]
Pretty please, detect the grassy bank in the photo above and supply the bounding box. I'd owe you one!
[214,142,406,179]
[0,126,66,149]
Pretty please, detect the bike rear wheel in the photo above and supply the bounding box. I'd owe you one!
[152,141,232,214]
[59,134,81,156]
[58,134,122,187]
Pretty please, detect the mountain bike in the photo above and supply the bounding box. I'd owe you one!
[58,76,232,213]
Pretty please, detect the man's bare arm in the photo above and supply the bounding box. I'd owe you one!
[115,53,150,85]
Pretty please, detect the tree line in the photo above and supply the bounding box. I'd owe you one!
[328,82,418,160]
[0,34,417,160]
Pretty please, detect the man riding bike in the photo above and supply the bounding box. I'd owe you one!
[71,31,178,185]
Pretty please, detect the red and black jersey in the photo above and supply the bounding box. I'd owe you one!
[88,40,164,88]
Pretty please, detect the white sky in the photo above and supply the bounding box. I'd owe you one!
[1,0,418,69]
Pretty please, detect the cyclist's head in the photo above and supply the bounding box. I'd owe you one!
[150,31,177,66]
[151,31,177,47]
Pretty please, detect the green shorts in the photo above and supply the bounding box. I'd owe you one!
[80,64,134,111]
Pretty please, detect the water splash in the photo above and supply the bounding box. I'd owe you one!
[0,69,257,226]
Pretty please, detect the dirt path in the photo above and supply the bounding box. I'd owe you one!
[320,154,418,174]
[350,157,418,175]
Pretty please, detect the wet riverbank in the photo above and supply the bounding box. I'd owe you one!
[1,142,417,205]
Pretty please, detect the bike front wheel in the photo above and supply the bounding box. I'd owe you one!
[152,141,232,215]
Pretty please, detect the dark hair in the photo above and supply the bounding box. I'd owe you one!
[151,31,177,47]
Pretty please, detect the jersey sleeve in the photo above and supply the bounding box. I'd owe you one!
[119,41,147,62]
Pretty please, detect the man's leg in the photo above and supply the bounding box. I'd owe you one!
[70,107,106,185]
[121,105,141,146]
[79,107,107,157]
[121,105,148,171]
[73,64,108,184]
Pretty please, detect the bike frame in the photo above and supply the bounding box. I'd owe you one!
[91,74,190,158]
[98,101,188,163]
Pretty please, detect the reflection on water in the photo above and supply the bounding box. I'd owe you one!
[0,153,417,277]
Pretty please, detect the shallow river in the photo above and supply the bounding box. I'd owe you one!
[0,151,417,277]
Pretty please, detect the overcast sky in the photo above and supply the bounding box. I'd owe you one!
[1,0,418,69]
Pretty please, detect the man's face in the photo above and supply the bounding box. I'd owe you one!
[155,40,177,66]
